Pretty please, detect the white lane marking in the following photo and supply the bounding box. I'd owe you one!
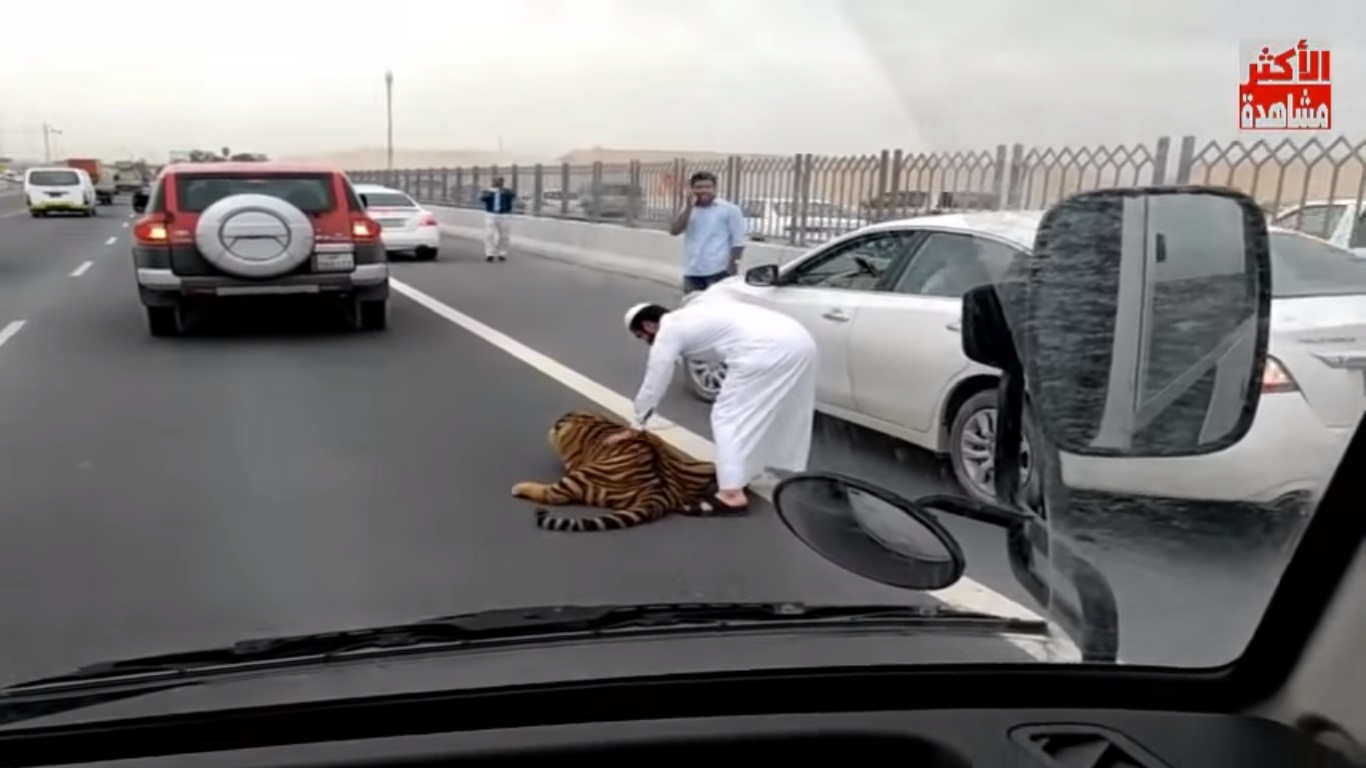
[0,208,25,219]
[0,320,27,349]
[121,221,129,229]
[104,236,117,246]
[70,260,93,277]
[390,278,1072,662]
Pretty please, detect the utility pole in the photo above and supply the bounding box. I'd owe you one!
[384,70,394,171]
[42,123,63,163]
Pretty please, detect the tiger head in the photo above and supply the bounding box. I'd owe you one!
[548,410,624,462]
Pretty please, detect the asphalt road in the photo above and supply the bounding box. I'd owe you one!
[0,194,1317,688]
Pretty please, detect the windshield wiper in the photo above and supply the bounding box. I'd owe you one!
[6,603,1048,692]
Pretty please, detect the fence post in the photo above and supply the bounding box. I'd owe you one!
[454,168,465,206]
[590,162,604,223]
[1007,144,1026,209]
[532,164,544,216]
[1173,135,1198,185]
[991,145,1008,210]
[724,156,740,200]
[627,160,641,228]
[875,150,891,204]
[510,164,520,208]
[559,164,571,216]
[1150,137,1171,185]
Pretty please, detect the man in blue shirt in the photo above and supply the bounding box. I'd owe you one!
[479,176,517,262]
[668,171,747,293]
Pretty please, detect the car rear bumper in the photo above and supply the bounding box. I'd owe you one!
[380,228,441,252]
[29,200,91,211]
[1060,391,1353,505]
[136,265,389,303]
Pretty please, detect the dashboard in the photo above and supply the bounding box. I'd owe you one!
[68,709,1350,768]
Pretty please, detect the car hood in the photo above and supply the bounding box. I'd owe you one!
[0,629,1052,731]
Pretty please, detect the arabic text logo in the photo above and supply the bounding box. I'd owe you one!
[1239,39,1331,131]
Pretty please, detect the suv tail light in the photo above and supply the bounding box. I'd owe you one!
[350,214,381,242]
[133,214,170,246]
[1262,356,1299,394]
[417,212,437,227]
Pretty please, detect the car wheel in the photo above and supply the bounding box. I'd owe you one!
[146,305,182,337]
[682,357,725,403]
[358,300,388,331]
[949,388,1041,510]
[415,246,438,261]
[30,211,42,218]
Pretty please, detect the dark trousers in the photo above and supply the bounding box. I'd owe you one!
[682,270,730,294]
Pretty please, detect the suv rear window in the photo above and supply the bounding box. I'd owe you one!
[174,173,337,214]
[361,191,416,208]
[29,170,80,186]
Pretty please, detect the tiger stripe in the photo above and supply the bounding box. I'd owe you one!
[512,411,721,533]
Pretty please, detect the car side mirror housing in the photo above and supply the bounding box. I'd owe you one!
[745,264,779,286]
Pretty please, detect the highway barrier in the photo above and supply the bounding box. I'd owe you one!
[430,204,809,288]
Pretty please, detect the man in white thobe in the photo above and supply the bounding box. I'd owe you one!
[614,299,818,513]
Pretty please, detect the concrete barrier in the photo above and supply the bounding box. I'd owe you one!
[431,205,811,289]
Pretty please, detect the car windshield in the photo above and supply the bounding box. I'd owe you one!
[1270,232,1366,298]
[0,3,1360,712]
[29,170,79,186]
[363,191,417,208]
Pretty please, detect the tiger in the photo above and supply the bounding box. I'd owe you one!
[510,410,728,532]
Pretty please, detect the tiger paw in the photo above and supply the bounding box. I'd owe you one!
[511,482,542,500]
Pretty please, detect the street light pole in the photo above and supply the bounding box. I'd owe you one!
[42,123,63,163]
[384,70,394,172]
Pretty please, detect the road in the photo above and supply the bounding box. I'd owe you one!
[0,195,1313,688]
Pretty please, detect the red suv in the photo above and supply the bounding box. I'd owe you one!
[130,162,388,336]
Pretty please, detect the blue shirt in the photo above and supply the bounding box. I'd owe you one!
[480,188,516,214]
[682,198,747,277]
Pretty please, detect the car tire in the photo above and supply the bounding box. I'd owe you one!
[681,357,725,403]
[30,211,42,218]
[146,305,181,337]
[948,388,1042,510]
[415,246,438,261]
[357,300,388,331]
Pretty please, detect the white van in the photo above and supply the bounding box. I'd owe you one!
[25,166,96,218]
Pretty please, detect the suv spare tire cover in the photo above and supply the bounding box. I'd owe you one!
[195,193,316,278]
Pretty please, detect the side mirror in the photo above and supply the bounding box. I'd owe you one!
[131,191,149,214]
[772,474,965,591]
[773,473,1120,662]
[744,264,779,286]
[1024,186,1272,457]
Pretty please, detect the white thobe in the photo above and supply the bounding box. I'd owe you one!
[630,298,818,490]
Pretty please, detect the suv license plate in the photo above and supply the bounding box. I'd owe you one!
[313,252,354,272]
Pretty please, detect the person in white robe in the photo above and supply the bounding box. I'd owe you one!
[613,299,818,513]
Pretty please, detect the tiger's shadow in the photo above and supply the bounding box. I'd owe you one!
[511,410,739,533]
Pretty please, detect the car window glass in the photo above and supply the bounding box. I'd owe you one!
[891,232,1022,298]
[174,174,338,214]
[363,192,416,208]
[1349,211,1366,249]
[1270,231,1366,298]
[28,170,79,187]
[1273,204,1347,240]
[785,233,915,291]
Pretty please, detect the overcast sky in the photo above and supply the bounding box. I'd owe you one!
[0,0,1361,161]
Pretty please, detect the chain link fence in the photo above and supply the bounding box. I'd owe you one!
[350,135,1366,250]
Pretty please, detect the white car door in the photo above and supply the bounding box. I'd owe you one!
[847,231,1026,436]
[735,231,919,411]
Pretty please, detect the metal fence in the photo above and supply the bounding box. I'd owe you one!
[349,135,1366,249]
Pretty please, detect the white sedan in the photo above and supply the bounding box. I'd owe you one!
[354,183,441,261]
[681,211,1365,510]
